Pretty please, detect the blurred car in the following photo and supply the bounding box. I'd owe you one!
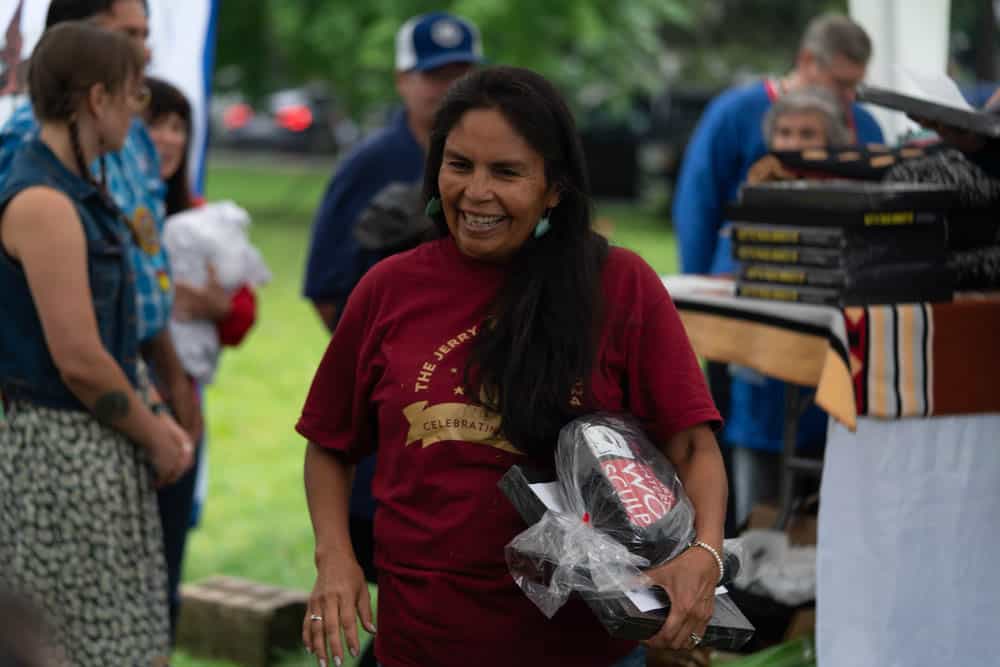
[640,85,722,186]
[575,85,721,201]
[578,107,645,200]
[211,85,358,154]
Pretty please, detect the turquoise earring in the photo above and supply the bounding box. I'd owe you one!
[534,212,552,239]
[425,197,442,218]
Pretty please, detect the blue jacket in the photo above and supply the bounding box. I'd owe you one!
[672,80,884,452]
[0,140,138,410]
[303,109,425,315]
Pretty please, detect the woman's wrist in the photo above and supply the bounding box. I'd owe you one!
[689,539,725,584]
[314,540,356,568]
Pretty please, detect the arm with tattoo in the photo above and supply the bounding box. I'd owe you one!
[93,391,131,425]
[1,187,192,476]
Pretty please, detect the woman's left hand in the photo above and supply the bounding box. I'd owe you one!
[642,544,718,651]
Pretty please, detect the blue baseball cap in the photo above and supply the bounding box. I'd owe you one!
[395,12,484,72]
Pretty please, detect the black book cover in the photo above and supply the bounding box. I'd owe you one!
[739,260,954,290]
[857,84,1000,139]
[737,180,957,214]
[733,238,946,269]
[736,280,953,306]
[729,221,948,250]
[734,244,843,268]
[726,202,948,228]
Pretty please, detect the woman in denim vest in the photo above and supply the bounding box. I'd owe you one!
[0,23,193,666]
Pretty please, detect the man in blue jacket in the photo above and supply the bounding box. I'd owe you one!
[672,13,884,531]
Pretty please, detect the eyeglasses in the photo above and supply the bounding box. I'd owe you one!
[129,85,151,112]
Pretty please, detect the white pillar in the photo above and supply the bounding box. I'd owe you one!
[848,0,952,143]
[146,0,218,192]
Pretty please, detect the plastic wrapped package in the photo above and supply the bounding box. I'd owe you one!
[560,415,697,564]
[161,201,271,384]
[501,413,754,648]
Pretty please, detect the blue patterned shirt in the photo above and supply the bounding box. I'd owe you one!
[0,102,171,343]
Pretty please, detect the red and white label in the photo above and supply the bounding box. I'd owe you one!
[601,458,676,527]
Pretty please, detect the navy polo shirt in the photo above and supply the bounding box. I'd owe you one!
[303,109,424,519]
[303,109,425,314]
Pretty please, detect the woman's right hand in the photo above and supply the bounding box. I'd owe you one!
[173,264,231,322]
[303,553,375,666]
[147,413,195,487]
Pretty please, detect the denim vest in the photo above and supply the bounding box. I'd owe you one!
[0,140,139,410]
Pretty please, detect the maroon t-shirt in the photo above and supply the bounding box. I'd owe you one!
[296,237,720,667]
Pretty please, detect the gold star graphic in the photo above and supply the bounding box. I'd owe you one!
[453,386,465,396]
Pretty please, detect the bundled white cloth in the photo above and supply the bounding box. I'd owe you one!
[162,201,271,384]
[731,529,816,606]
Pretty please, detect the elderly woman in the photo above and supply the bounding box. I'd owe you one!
[763,86,852,151]
[296,66,727,667]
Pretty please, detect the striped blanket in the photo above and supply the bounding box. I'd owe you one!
[663,275,1000,429]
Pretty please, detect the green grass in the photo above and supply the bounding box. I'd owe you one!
[170,158,676,667]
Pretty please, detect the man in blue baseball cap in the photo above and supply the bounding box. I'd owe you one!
[304,11,483,332]
[302,11,483,667]
[393,12,484,147]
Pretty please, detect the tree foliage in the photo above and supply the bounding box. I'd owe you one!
[219,0,701,115]
[215,0,997,118]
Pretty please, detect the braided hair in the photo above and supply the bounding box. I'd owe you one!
[28,22,144,193]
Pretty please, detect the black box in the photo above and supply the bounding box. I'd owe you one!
[735,181,956,220]
[739,259,954,290]
[735,279,953,306]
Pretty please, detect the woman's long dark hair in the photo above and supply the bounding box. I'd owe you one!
[145,76,193,215]
[423,66,609,458]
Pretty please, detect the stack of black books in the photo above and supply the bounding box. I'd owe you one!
[728,181,957,306]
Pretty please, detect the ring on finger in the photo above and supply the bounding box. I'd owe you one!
[309,614,323,622]
[689,633,702,647]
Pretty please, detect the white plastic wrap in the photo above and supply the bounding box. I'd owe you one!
[732,530,816,606]
[162,201,271,384]
[506,413,696,618]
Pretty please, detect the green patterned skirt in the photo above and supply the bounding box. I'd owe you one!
[0,401,170,666]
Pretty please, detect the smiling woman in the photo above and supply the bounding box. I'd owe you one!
[438,108,560,262]
[296,66,727,667]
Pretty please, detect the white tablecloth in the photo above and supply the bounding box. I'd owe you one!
[817,414,1000,667]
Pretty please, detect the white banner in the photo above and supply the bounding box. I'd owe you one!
[0,0,218,190]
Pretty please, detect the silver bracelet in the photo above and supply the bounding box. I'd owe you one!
[690,539,724,584]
